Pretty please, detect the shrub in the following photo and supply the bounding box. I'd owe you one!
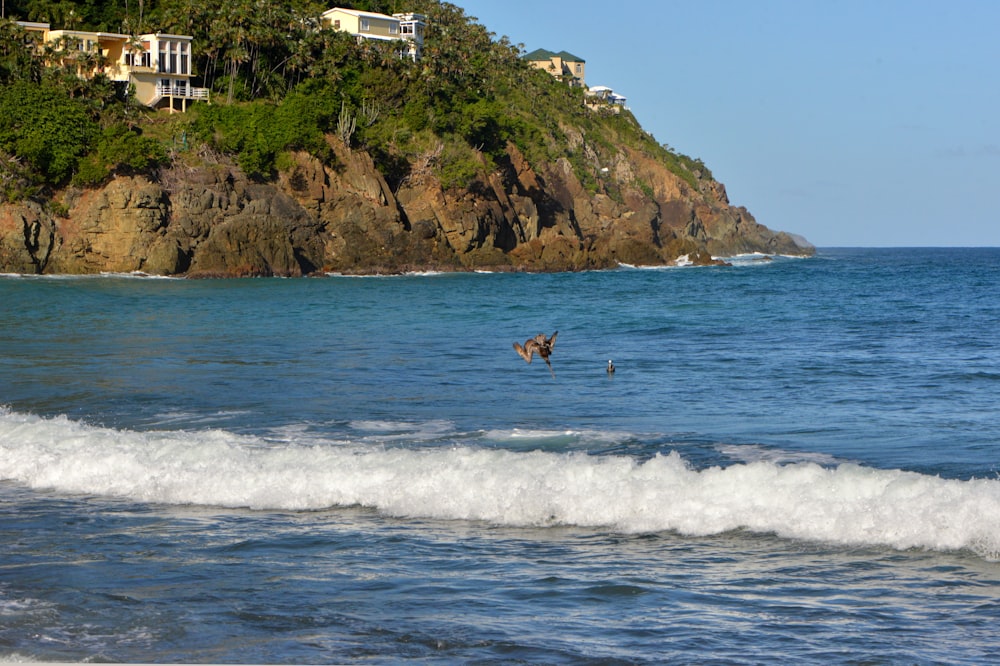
[96,124,168,173]
[71,154,110,187]
[437,139,484,190]
[190,89,335,178]
[0,81,97,184]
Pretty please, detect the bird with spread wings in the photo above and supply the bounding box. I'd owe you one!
[513,331,558,378]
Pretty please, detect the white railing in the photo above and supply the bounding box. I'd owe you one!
[155,83,210,100]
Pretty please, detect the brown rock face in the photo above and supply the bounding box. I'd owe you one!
[0,138,812,277]
[0,200,57,274]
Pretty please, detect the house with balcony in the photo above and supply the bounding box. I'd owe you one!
[128,33,208,113]
[320,7,426,61]
[523,48,586,87]
[15,21,208,113]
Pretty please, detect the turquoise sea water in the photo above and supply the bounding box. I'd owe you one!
[2,247,999,663]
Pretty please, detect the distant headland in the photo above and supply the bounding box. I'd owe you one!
[0,2,813,276]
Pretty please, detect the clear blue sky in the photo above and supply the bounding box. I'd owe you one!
[458,0,1000,247]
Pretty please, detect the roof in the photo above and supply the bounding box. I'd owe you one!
[141,33,193,41]
[522,48,556,61]
[322,7,397,22]
[48,29,131,40]
[522,48,586,63]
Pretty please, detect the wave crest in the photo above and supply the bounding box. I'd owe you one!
[3,409,999,559]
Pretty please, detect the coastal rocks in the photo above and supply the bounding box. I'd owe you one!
[44,177,169,274]
[0,136,813,276]
[0,200,57,273]
[281,144,456,273]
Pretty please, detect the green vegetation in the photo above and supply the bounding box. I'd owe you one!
[189,86,336,178]
[1,0,711,201]
[0,81,96,184]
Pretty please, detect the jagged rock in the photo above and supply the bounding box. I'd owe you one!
[0,136,812,277]
[144,237,188,275]
[187,214,312,277]
[0,200,57,273]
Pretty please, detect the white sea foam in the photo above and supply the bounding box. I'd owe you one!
[1,271,180,281]
[616,262,684,271]
[487,428,580,440]
[482,428,630,449]
[324,270,450,278]
[349,419,456,442]
[3,409,1000,560]
[149,409,252,426]
[98,271,181,279]
[716,443,841,466]
[615,256,723,269]
[715,252,812,266]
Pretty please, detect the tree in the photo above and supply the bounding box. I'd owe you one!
[0,19,41,84]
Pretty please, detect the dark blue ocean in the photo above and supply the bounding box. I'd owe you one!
[2,247,1000,663]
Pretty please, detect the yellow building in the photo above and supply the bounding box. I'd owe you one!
[320,7,426,61]
[15,21,208,113]
[522,48,586,87]
[128,33,208,113]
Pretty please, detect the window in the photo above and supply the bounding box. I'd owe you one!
[169,43,177,74]
[575,63,582,74]
[179,43,189,75]
[128,51,152,68]
[333,19,340,29]
[159,43,167,72]
[361,18,369,32]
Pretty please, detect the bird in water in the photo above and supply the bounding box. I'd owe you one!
[513,331,558,378]
[607,359,615,374]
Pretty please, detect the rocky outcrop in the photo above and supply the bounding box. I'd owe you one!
[0,137,813,277]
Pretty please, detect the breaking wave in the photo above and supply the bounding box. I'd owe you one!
[3,408,999,560]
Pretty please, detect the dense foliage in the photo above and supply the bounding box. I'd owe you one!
[0,17,167,199]
[1,0,708,199]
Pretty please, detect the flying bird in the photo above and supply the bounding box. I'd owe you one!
[513,331,558,378]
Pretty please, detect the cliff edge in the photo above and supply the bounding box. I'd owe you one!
[0,135,812,277]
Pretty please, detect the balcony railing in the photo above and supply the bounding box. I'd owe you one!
[155,83,210,100]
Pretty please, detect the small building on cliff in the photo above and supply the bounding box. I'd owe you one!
[15,21,208,113]
[586,85,628,112]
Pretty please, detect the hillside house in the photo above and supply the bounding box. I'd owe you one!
[320,8,426,61]
[586,85,628,112]
[523,48,586,87]
[16,21,208,113]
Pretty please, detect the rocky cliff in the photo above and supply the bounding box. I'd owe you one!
[0,135,812,277]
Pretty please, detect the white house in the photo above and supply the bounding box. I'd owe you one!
[586,85,628,112]
[320,7,426,61]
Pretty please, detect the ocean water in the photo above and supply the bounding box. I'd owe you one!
[1,247,999,663]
